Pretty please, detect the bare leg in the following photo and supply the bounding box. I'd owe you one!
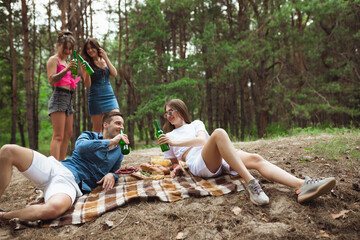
[50,111,66,160]
[91,109,119,133]
[59,114,73,161]
[0,145,33,198]
[201,128,304,189]
[0,193,71,221]
[237,150,304,189]
[0,145,72,221]
[91,114,104,133]
[201,129,273,205]
[201,129,255,183]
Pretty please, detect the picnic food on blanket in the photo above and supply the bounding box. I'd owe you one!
[140,163,170,175]
[150,156,171,167]
[151,174,166,180]
[132,171,166,180]
[131,171,152,180]
[115,166,138,175]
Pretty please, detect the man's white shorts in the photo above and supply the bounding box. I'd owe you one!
[22,151,83,204]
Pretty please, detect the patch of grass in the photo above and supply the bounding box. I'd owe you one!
[264,123,288,138]
[133,143,158,151]
[312,130,360,168]
[288,126,356,136]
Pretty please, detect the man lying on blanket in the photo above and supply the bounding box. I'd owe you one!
[0,112,128,222]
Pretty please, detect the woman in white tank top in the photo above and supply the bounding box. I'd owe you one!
[157,99,336,206]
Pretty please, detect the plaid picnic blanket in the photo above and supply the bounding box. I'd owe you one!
[10,169,244,230]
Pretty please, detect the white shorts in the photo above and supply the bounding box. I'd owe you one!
[22,151,83,204]
[185,147,238,178]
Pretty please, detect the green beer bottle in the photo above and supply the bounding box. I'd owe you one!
[154,120,170,152]
[119,129,130,155]
[71,50,78,77]
[78,55,95,76]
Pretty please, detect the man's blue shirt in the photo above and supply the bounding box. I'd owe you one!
[61,131,124,193]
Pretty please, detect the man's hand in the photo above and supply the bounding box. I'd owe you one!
[109,133,130,148]
[109,134,122,148]
[97,173,115,191]
[120,133,130,145]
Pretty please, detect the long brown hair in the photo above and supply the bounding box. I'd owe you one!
[57,30,75,54]
[163,99,191,133]
[81,38,102,71]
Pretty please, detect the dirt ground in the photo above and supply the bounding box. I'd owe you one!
[1,133,359,240]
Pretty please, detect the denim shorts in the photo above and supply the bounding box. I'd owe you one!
[22,151,83,204]
[48,87,75,116]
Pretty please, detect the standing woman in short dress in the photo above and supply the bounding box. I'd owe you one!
[81,38,119,132]
[47,31,80,161]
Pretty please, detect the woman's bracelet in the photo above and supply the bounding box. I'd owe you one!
[173,164,179,169]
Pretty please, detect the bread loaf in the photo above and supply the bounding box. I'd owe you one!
[140,163,170,175]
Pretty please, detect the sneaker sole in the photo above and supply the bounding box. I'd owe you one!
[298,178,336,203]
[250,197,269,206]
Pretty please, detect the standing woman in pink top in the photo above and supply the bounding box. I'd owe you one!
[46,31,80,161]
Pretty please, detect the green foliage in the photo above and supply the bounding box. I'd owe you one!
[1,0,360,150]
[265,123,289,138]
[132,77,200,121]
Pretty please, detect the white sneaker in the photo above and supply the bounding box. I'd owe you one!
[246,179,269,206]
[297,176,336,203]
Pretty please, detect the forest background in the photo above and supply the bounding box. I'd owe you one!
[0,0,359,156]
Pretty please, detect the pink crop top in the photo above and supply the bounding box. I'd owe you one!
[54,58,81,89]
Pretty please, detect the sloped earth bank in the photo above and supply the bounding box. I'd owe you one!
[1,133,359,240]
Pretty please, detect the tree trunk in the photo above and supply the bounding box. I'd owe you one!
[123,0,137,148]
[179,23,186,78]
[89,0,93,37]
[17,113,26,147]
[115,0,123,100]
[170,14,178,80]
[240,75,246,141]
[69,0,78,33]
[60,0,67,30]
[205,63,213,132]
[35,41,42,149]
[230,79,239,138]
[46,0,55,54]
[21,0,35,149]
[31,1,39,149]
[7,1,18,144]
[250,65,268,139]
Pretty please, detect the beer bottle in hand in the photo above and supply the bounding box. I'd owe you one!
[78,55,95,76]
[120,129,130,155]
[71,50,78,77]
[154,120,170,152]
